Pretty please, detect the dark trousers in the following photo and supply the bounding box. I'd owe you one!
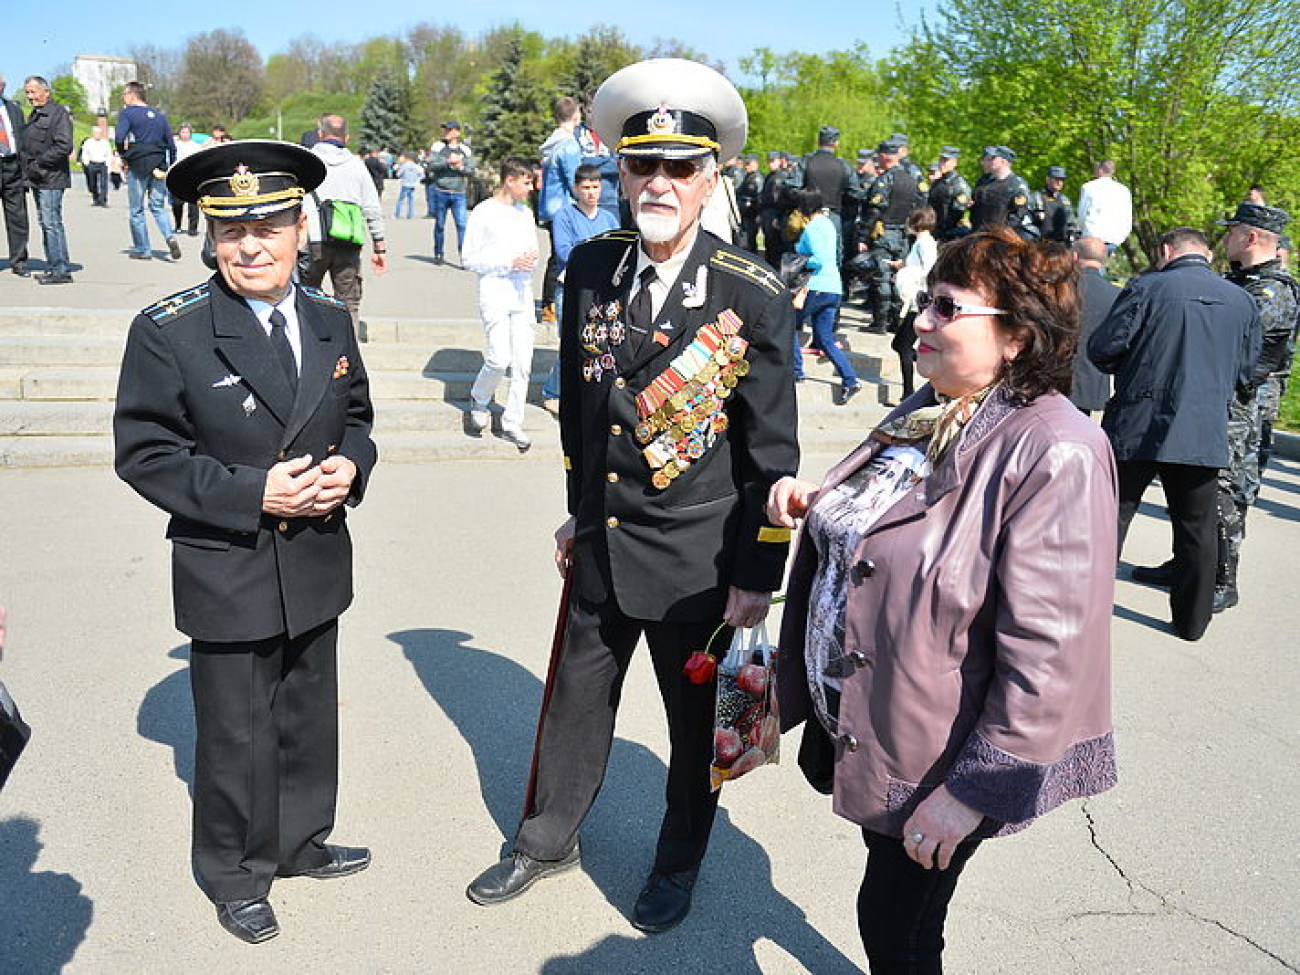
[858,830,983,975]
[189,621,339,902]
[171,197,199,234]
[0,159,29,263]
[541,221,560,307]
[516,595,726,874]
[1116,460,1219,641]
[85,162,108,206]
[302,242,364,336]
[892,311,918,397]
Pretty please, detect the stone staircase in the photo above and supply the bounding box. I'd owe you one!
[0,306,901,468]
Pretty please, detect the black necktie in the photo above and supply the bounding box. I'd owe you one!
[626,266,656,355]
[269,309,298,393]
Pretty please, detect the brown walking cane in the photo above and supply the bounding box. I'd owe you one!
[520,563,575,822]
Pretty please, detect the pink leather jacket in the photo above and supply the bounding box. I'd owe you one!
[777,386,1119,837]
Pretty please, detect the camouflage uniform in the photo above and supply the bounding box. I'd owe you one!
[1216,255,1300,606]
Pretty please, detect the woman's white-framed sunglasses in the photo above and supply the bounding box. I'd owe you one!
[916,290,1006,322]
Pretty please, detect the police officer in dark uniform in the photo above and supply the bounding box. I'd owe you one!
[928,146,972,241]
[970,146,1034,236]
[857,140,918,334]
[1029,165,1078,243]
[735,153,763,255]
[113,141,378,945]
[759,150,798,268]
[802,125,853,260]
[466,58,798,936]
[842,148,878,291]
[890,132,927,196]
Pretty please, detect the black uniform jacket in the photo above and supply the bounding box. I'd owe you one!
[113,274,377,642]
[560,229,800,622]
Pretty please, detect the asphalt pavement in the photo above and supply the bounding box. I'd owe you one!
[0,183,1296,974]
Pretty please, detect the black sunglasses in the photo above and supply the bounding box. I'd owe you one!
[915,290,1006,322]
[624,156,706,180]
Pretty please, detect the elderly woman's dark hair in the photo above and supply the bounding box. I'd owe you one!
[929,226,1079,401]
[794,186,824,217]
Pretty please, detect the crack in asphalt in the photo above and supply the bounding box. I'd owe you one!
[1081,802,1297,972]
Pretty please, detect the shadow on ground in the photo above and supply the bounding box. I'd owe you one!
[136,644,195,795]
[0,816,94,974]
[390,627,861,975]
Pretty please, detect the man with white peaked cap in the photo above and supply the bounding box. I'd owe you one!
[466,58,799,934]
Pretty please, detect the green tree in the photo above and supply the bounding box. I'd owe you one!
[741,45,892,159]
[359,71,414,152]
[175,29,265,129]
[50,75,88,117]
[887,0,1300,262]
[474,31,551,166]
[553,25,641,105]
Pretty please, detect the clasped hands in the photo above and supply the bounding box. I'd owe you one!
[262,453,357,517]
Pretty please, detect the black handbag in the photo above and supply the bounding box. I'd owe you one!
[0,680,31,791]
[778,252,813,293]
[797,717,836,795]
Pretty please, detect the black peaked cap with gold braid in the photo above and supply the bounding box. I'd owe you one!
[166,140,326,220]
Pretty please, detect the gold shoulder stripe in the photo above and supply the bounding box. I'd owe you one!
[757,526,792,544]
[563,455,573,471]
[711,251,782,296]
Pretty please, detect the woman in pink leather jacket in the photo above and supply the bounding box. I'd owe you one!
[769,226,1119,974]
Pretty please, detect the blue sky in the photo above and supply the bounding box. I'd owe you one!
[1,2,936,89]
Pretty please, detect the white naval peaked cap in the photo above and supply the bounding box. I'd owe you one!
[591,58,748,162]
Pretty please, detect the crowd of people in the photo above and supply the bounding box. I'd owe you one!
[1,52,1297,973]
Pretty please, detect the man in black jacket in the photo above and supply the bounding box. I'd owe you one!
[0,74,30,276]
[1069,236,1118,413]
[467,58,798,936]
[802,125,853,260]
[1088,226,1259,641]
[114,141,377,945]
[19,76,73,284]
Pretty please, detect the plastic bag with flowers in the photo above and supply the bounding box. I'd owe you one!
[688,621,780,791]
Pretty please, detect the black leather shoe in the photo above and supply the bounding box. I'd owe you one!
[1212,585,1239,614]
[215,897,279,944]
[36,271,73,285]
[632,867,699,934]
[466,843,581,905]
[167,236,183,260]
[280,844,371,879]
[1131,559,1176,587]
[10,261,29,277]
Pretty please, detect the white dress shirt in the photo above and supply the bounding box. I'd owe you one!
[244,288,302,375]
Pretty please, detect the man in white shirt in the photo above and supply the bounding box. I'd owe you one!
[79,119,113,207]
[461,156,539,451]
[1077,160,1133,253]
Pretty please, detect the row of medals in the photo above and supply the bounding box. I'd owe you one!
[636,336,751,490]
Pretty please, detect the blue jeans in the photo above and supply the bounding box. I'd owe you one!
[432,189,467,259]
[396,185,416,218]
[541,291,564,400]
[33,188,70,272]
[795,291,857,385]
[127,168,175,255]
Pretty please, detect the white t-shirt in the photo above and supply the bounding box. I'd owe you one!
[1077,176,1133,246]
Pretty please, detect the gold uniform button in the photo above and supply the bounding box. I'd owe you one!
[606,516,620,529]
[614,377,627,389]
[276,450,287,461]
[277,521,289,533]
[327,444,337,454]
[606,472,620,483]
[610,424,623,436]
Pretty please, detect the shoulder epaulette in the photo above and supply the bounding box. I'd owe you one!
[587,228,639,247]
[299,284,347,309]
[142,283,211,325]
[710,249,782,296]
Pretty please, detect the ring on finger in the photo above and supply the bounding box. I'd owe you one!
[910,832,925,845]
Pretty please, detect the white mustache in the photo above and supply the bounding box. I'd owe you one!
[637,190,678,212]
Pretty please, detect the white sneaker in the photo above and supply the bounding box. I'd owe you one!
[501,428,532,453]
[466,404,490,435]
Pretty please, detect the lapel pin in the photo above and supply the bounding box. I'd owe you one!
[242,393,257,416]
[212,374,242,388]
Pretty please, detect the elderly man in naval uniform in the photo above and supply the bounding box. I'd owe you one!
[113,140,377,944]
[466,59,799,934]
